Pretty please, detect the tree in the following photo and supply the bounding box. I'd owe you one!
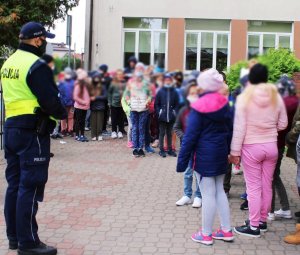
[0,0,79,48]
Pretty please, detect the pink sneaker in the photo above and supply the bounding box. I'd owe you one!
[191,231,213,245]
[127,141,133,148]
[212,229,234,242]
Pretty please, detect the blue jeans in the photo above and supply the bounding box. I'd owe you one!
[184,167,201,198]
[130,111,149,149]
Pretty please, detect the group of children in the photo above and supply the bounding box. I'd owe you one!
[176,64,300,245]
[54,57,300,245]
[55,59,189,159]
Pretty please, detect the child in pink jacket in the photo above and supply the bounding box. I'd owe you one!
[230,64,288,238]
[73,70,91,142]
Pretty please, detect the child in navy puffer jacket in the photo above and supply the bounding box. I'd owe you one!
[155,74,179,158]
[177,69,234,245]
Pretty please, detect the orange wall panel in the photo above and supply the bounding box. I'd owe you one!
[168,18,185,71]
[230,20,248,65]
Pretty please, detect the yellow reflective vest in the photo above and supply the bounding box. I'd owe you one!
[1,50,41,120]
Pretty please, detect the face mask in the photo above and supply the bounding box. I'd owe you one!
[135,71,144,79]
[65,74,72,80]
[187,95,198,103]
[37,39,47,56]
[164,83,172,88]
[51,65,55,71]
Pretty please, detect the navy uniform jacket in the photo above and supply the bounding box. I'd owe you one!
[4,43,67,130]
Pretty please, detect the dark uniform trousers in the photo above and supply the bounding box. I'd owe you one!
[4,127,50,249]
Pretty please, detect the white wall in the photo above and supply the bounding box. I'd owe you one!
[88,0,300,70]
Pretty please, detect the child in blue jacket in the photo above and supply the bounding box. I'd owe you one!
[155,74,179,158]
[177,69,234,245]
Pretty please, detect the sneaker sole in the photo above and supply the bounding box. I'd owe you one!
[233,228,260,238]
[18,250,57,255]
[191,237,213,245]
[192,204,202,208]
[176,202,192,206]
[212,236,235,242]
[274,214,293,219]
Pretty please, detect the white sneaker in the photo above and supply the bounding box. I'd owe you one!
[118,132,123,139]
[91,137,97,141]
[98,136,103,141]
[176,196,192,206]
[192,197,202,208]
[274,209,292,219]
[111,132,117,139]
[267,213,275,221]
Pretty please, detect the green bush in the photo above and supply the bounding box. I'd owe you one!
[258,48,300,83]
[226,48,300,92]
[226,61,248,92]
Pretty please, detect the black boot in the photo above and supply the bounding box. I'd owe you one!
[18,242,57,255]
[9,240,18,250]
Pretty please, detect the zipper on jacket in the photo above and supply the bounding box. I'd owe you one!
[167,89,170,122]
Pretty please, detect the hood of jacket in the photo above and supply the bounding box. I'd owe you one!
[191,92,229,122]
[247,83,278,108]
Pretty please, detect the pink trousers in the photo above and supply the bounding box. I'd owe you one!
[242,142,278,227]
[61,106,74,132]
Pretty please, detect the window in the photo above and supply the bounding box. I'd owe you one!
[185,19,230,71]
[247,21,293,59]
[123,18,168,69]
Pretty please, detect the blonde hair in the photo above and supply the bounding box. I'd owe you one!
[242,84,278,108]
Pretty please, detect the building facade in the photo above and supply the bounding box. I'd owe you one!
[84,0,300,71]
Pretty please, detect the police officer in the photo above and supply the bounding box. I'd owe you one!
[0,22,67,255]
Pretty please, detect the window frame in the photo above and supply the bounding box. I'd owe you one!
[247,31,293,59]
[184,30,231,71]
[122,21,169,68]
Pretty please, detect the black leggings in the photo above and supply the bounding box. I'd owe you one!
[159,121,174,151]
[111,106,125,133]
[74,108,87,137]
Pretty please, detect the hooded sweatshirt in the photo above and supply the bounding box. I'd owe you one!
[177,92,233,177]
[231,83,288,156]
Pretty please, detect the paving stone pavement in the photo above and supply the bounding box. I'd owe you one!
[0,135,299,255]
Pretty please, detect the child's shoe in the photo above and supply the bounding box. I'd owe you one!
[127,141,133,148]
[98,136,103,141]
[138,149,145,157]
[118,131,123,139]
[111,132,117,139]
[92,137,97,141]
[191,231,213,245]
[267,213,276,221]
[240,200,248,211]
[212,229,234,242]
[82,136,89,142]
[176,196,192,206]
[284,230,300,244]
[192,197,202,208]
[274,209,292,219]
[240,192,247,200]
[167,150,177,157]
[234,224,260,238]
[145,146,155,153]
[132,149,139,158]
[159,150,167,158]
